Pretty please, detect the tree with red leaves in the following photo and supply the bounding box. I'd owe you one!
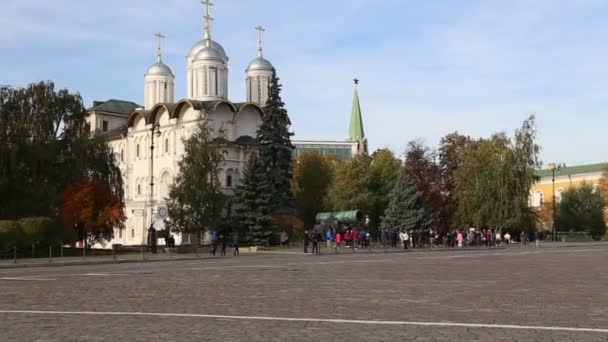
[403,140,444,229]
[59,178,125,248]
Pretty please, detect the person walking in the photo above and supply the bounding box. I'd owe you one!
[504,232,511,245]
[457,231,463,248]
[219,233,226,256]
[232,231,240,256]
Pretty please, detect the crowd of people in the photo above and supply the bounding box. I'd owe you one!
[303,226,538,253]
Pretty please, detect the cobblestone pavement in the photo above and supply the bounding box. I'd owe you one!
[1,246,607,341]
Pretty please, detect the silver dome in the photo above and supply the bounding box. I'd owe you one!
[146,62,174,76]
[188,39,228,62]
[194,45,226,62]
[246,57,273,72]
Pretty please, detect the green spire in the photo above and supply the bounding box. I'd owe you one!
[348,79,365,141]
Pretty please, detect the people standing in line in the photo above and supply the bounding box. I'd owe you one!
[391,230,398,248]
[210,229,218,256]
[304,230,310,253]
[232,231,240,256]
[335,231,342,249]
[504,232,511,245]
[311,232,320,254]
[219,233,226,256]
[342,229,349,248]
[353,229,360,249]
[280,230,289,247]
[399,230,408,250]
[325,229,333,249]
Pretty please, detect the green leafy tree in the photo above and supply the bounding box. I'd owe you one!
[365,149,402,232]
[167,121,225,245]
[257,69,295,214]
[438,132,472,229]
[452,115,541,234]
[454,134,518,231]
[0,82,123,224]
[234,151,274,245]
[381,171,432,232]
[328,155,373,212]
[511,114,542,231]
[327,150,401,235]
[598,166,608,225]
[293,151,334,228]
[556,183,606,238]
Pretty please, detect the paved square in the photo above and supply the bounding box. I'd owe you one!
[1,246,607,341]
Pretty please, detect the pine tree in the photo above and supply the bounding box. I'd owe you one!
[381,171,432,232]
[257,68,295,214]
[233,151,274,245]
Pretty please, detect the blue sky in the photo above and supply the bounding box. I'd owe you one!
[1,0,607,166]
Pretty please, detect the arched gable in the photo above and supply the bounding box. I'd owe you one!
[234,102,264,139]
[172,100,204,123]
[148,103,177,125]
[127,110,150,129]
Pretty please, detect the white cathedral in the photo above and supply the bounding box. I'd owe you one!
[87,2,366,247]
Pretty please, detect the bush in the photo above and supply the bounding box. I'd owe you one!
[0,220,22,248]
[17,217,61,245]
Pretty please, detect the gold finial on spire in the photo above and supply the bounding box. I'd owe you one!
[202,0,214,46]
[154,32,165,63]
[255,25,265,58]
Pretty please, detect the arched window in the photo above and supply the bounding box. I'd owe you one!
[226,169,234,188]
[137,184,141,196]
[534,191,544,207]
[556,188,565,203]
[136,144,140,158]
[164,138,169,153]
[120,149,124,162]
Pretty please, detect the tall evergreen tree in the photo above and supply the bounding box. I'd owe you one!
[257,68,295,214]
[233,151,273,245]
[167,120,225,244]
[381,171,432,232]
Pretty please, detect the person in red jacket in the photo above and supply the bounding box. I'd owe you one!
[353,229,360,248]
[343,230,351,248]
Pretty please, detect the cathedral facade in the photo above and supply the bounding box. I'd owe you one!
[87,2,275,246]
[87,2,367,247]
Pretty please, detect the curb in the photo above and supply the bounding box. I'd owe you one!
[0,255,233,270]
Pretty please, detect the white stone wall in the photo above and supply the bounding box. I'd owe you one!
[100,103,262,247]
[87,111,128,135]
[188,61,229,101]
[246,70,272,105]
[144,74,175,110]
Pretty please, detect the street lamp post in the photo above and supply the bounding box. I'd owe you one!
[148,123,161,252]
[548,163,562,241]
